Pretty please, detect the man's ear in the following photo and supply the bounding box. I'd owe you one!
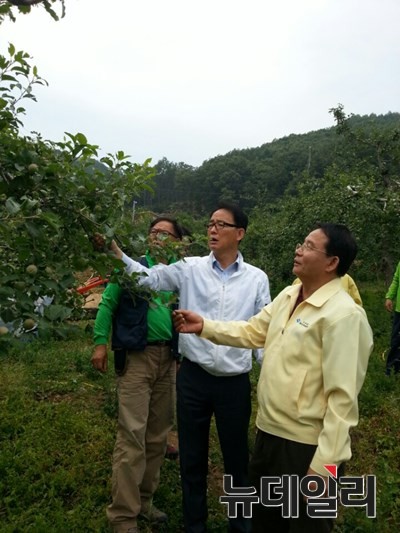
[237,228,246,242]
[326,255,339,274]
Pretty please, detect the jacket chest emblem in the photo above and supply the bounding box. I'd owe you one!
[296,318,309,328]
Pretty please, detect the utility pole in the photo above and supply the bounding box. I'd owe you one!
[307,145,312,173]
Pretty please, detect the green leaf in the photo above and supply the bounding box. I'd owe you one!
[0,286,14,297]
[41,280,59,292]
[0,5,11,15]
[5,197,21,215]
[18,6,31,15]
[44,304,72,322]
[40,211,62,231]
[36,320,52,340]
[10,66,29,75]
[75,133,88,145]
[116,151,128,161]
[8,43,15,57]
[1,74,18,82]
[24,221,41,238]
[99,156,113,168]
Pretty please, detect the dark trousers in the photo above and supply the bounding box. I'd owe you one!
[248,431,341,533]
[177,358,252,533]
[386,311,400,374]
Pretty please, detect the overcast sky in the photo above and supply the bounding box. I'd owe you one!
[2,0,400,167]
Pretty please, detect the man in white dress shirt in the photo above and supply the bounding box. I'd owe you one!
[109,201,270,533]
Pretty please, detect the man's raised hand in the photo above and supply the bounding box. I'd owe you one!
[91,233,123,260]
[91,232,107,252]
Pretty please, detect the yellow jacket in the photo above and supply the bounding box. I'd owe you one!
[293,273,362,306]
[201,278,373,475]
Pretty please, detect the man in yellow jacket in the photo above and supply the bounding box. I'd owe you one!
[174,223,373,533]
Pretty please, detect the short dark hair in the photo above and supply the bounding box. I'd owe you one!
[317,223,358,277]
[149,216,184,240]
[210,201,248,231]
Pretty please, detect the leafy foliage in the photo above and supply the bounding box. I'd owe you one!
[0,43,48,131]
[0,0,65,23]
[0,33,156,340]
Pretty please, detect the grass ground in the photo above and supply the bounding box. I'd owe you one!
[0,282,399,532]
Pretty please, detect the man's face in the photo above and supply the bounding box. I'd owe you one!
[148,220,179,248]
[207,208,245,255]
[293,228,332,282]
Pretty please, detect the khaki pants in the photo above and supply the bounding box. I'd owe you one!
[107,345,175,532]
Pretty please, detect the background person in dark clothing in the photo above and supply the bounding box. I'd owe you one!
[384,260,400,375]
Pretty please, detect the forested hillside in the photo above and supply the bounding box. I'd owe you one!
[140,110,400,215]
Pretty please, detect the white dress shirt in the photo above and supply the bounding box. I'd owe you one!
[122,251,271,376]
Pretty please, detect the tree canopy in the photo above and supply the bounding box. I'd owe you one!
[0,6,156,342]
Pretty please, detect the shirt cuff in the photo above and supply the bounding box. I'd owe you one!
[200,318,213,338]
[121,252,134,275]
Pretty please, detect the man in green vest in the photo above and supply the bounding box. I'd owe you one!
[91,216,184,533]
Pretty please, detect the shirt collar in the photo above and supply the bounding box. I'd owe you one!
[209,251,242,270]
[287,278,343,308]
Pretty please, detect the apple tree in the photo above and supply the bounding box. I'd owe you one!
[0,40,156,342]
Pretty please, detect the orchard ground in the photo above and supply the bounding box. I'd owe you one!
[0,282,399,532]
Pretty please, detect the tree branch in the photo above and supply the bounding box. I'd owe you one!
[7,0,44,6]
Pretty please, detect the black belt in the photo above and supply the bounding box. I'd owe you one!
[147,340,171,346]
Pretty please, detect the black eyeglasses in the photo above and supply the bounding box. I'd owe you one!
[206,221,239,230]
[149,229,177,239]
